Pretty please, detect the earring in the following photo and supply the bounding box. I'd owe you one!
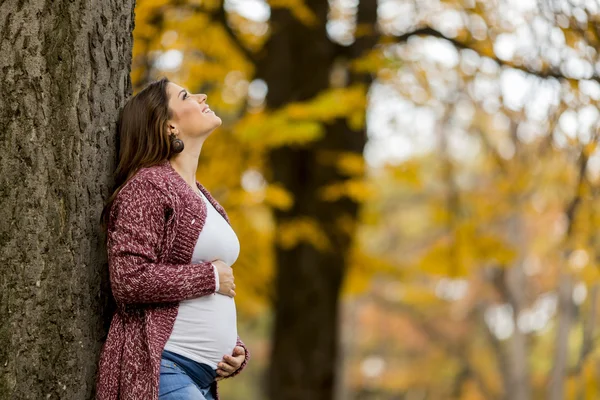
[169,131,184,153]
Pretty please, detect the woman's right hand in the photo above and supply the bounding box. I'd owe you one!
[212,260,235,297]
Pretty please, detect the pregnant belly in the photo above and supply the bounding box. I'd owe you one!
[165,293,238,368]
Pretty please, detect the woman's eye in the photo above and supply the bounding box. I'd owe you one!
[183,92,188,99]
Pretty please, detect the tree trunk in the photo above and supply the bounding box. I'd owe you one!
[548,274,574,400]
[260,1,378,399]
[0,1,135,398]
[505,264,531,400]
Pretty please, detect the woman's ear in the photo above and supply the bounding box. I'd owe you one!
[166,123,178,134]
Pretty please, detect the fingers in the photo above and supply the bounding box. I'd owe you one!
[215,262,235,293]
[232,346,245,356]
[226,354,243,367]
[217,287,236,297]
[216,350,244,378]
[216,369,229,378]
[218,354,242,369]
[218,361,236,373]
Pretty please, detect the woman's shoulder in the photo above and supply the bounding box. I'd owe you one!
[115,162,174,205]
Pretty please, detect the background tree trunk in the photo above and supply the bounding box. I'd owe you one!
[0,1,135,398]
[260,1,378,398]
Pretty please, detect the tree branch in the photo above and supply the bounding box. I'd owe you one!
[213,2,258,65]
[383,26,600,84]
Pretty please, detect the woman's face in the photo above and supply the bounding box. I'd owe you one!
[166,82,222,138]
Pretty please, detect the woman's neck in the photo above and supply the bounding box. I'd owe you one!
[169,150,202,189]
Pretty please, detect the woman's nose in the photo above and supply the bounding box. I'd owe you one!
[196,94,207,103]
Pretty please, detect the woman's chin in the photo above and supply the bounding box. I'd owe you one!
[210,118,222,131]
[198,121,222,137]
[205,112,222,126]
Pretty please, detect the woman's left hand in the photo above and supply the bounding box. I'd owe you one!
[215,346,246,381]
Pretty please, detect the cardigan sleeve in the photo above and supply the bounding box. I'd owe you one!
[107,178,217,304]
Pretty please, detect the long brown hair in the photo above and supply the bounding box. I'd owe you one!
[100,76,175,233]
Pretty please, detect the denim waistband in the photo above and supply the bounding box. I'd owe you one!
[161,350,217,389]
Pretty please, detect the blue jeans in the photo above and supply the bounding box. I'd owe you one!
[158,358,216,400]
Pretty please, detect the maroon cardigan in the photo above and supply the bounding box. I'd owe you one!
[96,159,249,400]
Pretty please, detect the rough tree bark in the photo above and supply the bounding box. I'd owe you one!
[0,1,135,398]
[258,1,379,399]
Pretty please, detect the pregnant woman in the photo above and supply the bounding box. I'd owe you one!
[96,77,250,400]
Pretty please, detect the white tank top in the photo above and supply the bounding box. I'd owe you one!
[163,189,240,369]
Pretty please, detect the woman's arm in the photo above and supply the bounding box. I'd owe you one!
[107,178,217,304]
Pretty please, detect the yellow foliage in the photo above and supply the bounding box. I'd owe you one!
[566,375,578,400]
[341,262,372,295]
[336,152,366,176]
[133,0,171,40]
[223,208,275,317]
[563,28,582,49]
[233,85,368,148]
[474,40,495,59]
[355,23,375,39]
[276,217,332,252]
[351,48,386,74]
[348,110,366,130]
[418,235,466,276]
[319,178,377,203]
[467,343,503,395]
[233,110,325,148]
[284,84,367,124]
[188,61,228,83]
[584,142,597,157]
[400,285,442,306]
[418,223,516,276]
[582,352,599,398]
[578,264,600,286]
[268,0,318,27]
[342,245,404,296]
[263,183,294,210]
[460,380,487,400]
[335,212,358,238]
[316,150,365,176]
[383,160,423,188]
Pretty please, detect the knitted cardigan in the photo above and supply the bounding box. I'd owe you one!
[96,159,250,400]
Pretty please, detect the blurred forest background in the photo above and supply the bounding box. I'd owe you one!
[128,0,600,399]
[6,0,600,398]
